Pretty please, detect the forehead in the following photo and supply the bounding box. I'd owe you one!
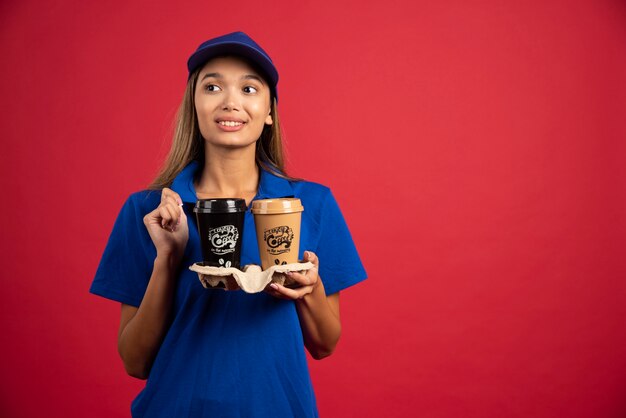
[198,55,265,80]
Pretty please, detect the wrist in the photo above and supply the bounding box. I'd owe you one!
[154,252,183,271]
[297,276,324,304]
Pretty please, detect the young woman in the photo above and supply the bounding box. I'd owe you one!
[91,32,367,417]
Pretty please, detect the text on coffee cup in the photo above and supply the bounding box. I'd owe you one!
[263,225,294,255]
[208,225,239,255]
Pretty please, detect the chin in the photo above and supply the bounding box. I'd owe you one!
[206,137,257,150]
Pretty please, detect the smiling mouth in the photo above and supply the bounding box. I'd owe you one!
[218,121,245,127]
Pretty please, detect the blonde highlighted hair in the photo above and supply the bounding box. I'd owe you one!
[148,66,293,190]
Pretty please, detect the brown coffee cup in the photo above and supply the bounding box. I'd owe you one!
[251,198,304,270]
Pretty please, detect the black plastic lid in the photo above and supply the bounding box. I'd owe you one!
[193,198,246,213]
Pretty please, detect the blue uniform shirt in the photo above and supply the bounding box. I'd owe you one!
[90,161,367,417]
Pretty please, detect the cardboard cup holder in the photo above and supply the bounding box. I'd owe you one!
[189,262,315,294]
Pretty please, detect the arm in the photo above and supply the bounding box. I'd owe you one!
[296,286,341,360]
[117,255,181,379]
[267,251,342,360]
[117,188,188,379]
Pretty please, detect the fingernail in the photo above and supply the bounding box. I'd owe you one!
[270,283,278,290]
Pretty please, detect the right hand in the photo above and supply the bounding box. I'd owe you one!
[143,188,189,261]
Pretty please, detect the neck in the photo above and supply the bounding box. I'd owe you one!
[195,143,259,199]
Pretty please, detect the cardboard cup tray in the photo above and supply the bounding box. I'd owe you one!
[189,262,314,294]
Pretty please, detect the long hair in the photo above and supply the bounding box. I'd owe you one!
[148,65,294,190]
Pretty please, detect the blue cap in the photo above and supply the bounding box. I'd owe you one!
[187,31,279,99]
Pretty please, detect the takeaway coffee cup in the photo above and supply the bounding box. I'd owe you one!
[251,198,304,270]
[194,199,246,268]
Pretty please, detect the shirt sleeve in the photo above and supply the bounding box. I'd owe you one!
[90,191,158,307]
[314,190,367,295]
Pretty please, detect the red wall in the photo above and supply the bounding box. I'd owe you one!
[2,1,626,416]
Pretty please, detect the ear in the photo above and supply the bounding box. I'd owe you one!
[265,113,273,125]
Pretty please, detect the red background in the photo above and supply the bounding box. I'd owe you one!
[2,0,626,417]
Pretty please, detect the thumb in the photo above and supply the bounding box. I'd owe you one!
[304,251,318,267]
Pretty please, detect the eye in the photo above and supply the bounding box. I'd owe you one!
[204,84,221,92]
[243,86,258,94]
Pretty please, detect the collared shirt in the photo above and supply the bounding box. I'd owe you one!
[91,161,367,418]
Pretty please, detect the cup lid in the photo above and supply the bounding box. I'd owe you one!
[251,198,304,214]
[194,198,246,213]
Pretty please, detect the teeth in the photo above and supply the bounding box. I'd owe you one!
[219,121,243,127]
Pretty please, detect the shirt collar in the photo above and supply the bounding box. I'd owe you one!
[170,160,200,203]
[170,160,294,203]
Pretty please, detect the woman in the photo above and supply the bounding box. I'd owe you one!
[91,32,367,417]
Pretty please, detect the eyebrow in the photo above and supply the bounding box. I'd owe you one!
[200,72,266,85]
[242,74,266,85]
[201,72,222,81]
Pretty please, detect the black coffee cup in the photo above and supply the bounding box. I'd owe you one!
[194,199,246,268]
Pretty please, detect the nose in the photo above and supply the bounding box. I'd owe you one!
[221,88,240,111]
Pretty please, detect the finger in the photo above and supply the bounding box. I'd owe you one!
[144,208,163,227]
[269,282,312,300]
[303,250,319,267]
[161,188,183,205]
[162,200,182,225]
[163,204,181,230]
[265,284,288,299]
[285,270,317,287]
[177,203,186,224]
[162,195,180,207]
[268,283,292,298]
[158,205,174,229]
[164,201,183,220]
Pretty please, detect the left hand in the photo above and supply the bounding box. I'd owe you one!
[266,251,320,300]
